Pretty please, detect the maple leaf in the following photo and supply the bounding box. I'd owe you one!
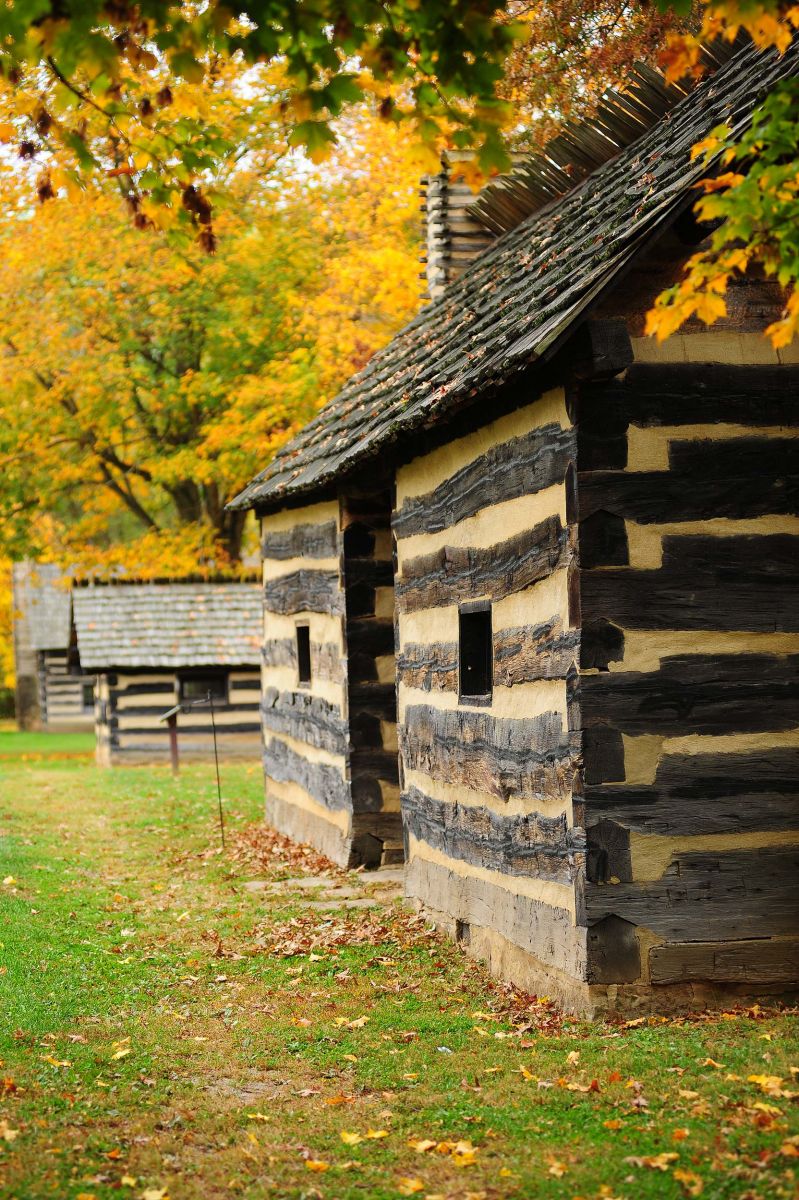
[408,1138,437,1152]
[397,1180,424,1196]
[366,1129,389,1139]
[340,1130,363,1145]
[674,1167,704,1195]
[624,1153,679,1171]
[305,1160,329,1172]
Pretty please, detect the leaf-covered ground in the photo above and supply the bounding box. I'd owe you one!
[0,733,797,1200]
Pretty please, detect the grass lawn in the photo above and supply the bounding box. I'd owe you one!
[0,733,797,1200]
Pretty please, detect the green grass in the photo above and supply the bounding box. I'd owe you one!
[0,736,797,1199]
[0,726,95,759]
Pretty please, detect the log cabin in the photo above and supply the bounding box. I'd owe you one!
[72,581,262,765]
[11,562,94,732]
[229,41,799,1011]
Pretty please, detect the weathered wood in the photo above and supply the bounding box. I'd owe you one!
[402,785,584,883]
[263,569,343,616]
[397,642,458,692]
[569,319,633,381]
[263,736,350,811]
[261,637,345,684]
[400,703,576,803]
[587,847,799,939]
[587,915,641,983]
[393,424,575,537]
[405,852,586,981]
[580,619,624,671]
[261,518,338,561]
[577,364,799,429]
[397,516,569,613]
[581,653,799,735]
[261,687,348,754]
[578,510,628,568]
[649,937,799,985]
[494,620,580,686]
[583,724,625,785]
[580,535,799,631]
[585,748,799,836]
[579,449,798,524]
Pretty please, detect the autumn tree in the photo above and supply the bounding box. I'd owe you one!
[0,105,422,575]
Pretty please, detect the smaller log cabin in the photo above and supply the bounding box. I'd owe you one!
[72,581,262,765]
[12,562,93,732]
[230,41,799,1011]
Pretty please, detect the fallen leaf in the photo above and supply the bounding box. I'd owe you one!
[141,1190,169,1200]
[246,1112,269,1122]
[340,1131,363,1146]
[397,1180,424,1196]
[0,1121,19,1142]
[548,1161,568,1177]
[603,1119,623,1130]
[408,1138,437,1153]
[366,1128,389,1139]
[624,1153,679,1171]
[305,1160,329,1172]
[672,1128,690,1141]
[673,1167,704,1195]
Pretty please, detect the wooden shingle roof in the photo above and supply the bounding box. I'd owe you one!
[12,562,73,651]
[72,582,262,670]
[230,40,799,515]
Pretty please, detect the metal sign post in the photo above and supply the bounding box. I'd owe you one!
[159,694,225,849]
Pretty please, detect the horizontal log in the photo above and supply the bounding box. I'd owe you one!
[581,653,799,736]
[579,443,798,524]
[261,518,338,561]
[577,363,799,429]
[494,620,580,686]
[264,736,350,811]
[400,702,576,803]
[397,642,458,693]
[109,681,176,697]
[397,516,569,613]
[262,637,345,684]
[393,422,575,537]
[263,569,343,616]
[585,748,799,836]
[111,721,261,736]
[406,853,586,979]
[402,784,584,884]
[649,937,799,985]
[261,687,348,755]
[580,535,799,631]
[586,846,799,939]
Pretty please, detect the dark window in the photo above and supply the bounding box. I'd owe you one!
[296,624,312,686]
[459,603,492,700]
[81,682,94,711]
[179,673,228,704]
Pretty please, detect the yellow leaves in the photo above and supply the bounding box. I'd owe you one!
[140,1190,169,1200]
[408,1138,438,1153]
[765,290,799,350]
[366,1128,389,1139]
[305,1159,330,1172]
[397,1179,424,1195]
[340,1130,364,1145]
[406,1137,479,1165]
[2,876,16,887]
[624,1152,679,1171]
[0,1120,19,1142]
[696,172,745,193]
[547,1160,568,1177]
[111,1039,132,1060]
[747,1073,795,1097]
[674,1167,704,1195]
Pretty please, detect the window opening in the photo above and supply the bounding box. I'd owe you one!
[296,624,312,686]
[81,682,94,711]
[459,603,492,700]
[179,673,228,703]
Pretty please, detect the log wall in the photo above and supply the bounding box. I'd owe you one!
[38,649,94,731]
[394,390,588,1006]
[260,500,353,862]
[577,337,799,1004]
[94,669,261,766]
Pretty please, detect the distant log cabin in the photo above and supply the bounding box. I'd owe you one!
[72,581,262,766]
[12,562,94,732]
[229,41,799,1011]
